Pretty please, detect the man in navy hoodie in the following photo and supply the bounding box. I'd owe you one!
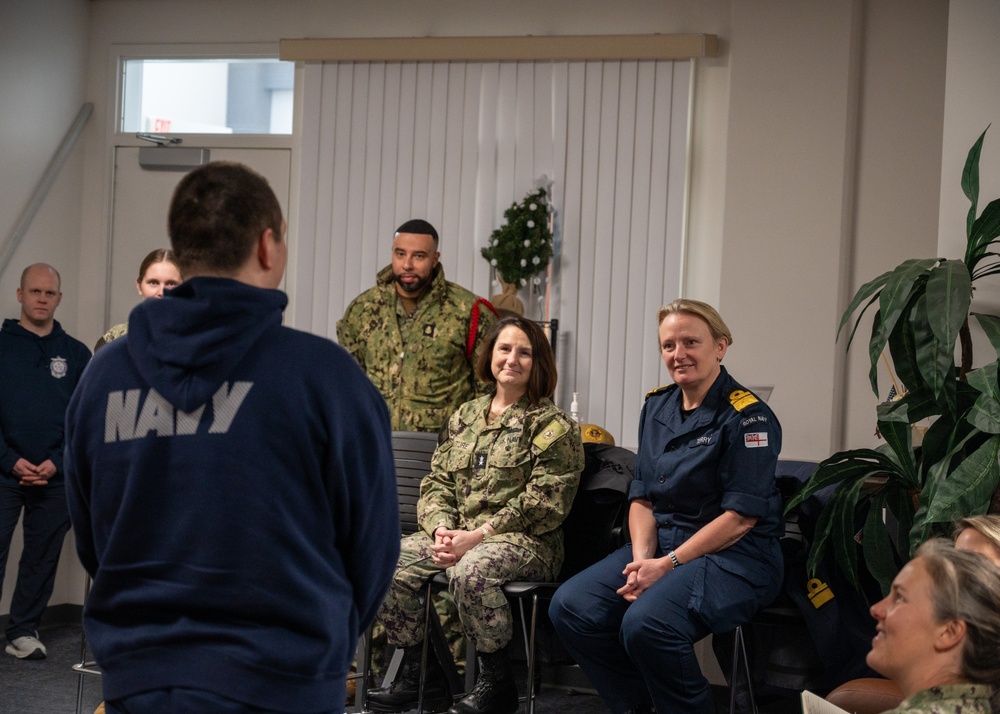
[64,162,400,713]
[1,263,90,660]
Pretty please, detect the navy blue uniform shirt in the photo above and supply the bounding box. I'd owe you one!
[629,366,784,576]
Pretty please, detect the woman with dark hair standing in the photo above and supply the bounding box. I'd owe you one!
[368,315,584,714]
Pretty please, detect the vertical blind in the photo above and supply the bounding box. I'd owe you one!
[295,59,690,447]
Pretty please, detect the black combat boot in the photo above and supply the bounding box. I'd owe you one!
[367,643,452,713]
[448,646,518,714]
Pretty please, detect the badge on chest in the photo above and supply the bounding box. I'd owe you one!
[475,452,487,470]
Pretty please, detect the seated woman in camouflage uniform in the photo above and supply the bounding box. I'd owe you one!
[367,315,584,714]
[866,538,1000,714]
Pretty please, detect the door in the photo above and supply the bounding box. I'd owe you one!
[106,146,291,329]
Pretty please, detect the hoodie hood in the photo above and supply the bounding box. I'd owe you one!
[126,277,287,412]
[2,317,68,341]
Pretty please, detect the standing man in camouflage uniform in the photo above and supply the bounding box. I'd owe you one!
[337,219,497,432]
[368,316,583,714]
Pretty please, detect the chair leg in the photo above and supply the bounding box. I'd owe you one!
[418,582,434,714]
[524,593,540,714]
[728,625,758,714]
[357,625,372,711]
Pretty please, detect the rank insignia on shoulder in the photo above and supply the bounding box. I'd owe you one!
[645,384,671,401]
[533,419,568,450]
[729,390,758,411]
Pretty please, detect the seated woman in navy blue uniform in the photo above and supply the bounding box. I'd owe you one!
[549,299,784,714]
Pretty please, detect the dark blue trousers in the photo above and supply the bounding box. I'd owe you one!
[106,688,341,714]
[0,479,71,641]
[549,544,779,714]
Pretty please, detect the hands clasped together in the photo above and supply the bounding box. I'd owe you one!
[430,527,485,568]
[617,557,672,602]
[11,457,56,486]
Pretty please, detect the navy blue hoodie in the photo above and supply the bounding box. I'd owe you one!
[64,277,399,711]
[0,318,90,479]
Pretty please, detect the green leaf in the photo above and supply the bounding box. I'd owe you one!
[973,313,1000,360]
[837,269,894,343]
[829,478,868,592]
[884,486,916,558]
[962,126,988,241]
[925,260,972,356]
[967,362,1000,434]
[868,261,937,393]
[924,434,1000,526]
[911,294,954,401]
[967,198,1000,270]
[843,293,881,354]
[886,300,927,395]
[863,492,899,597]
[875,419,916,483]
[785,449,900,513]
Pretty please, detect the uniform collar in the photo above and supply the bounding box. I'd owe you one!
[652,366,730,437]
[462,393,530,430]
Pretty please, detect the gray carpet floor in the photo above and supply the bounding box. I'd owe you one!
[0,620,800,714]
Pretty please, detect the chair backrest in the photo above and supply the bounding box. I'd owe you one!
[558,443,635,580]
[391,431,440,535]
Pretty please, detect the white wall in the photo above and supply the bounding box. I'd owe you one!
[719,1,949,457]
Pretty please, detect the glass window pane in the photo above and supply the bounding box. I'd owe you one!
[121,59,294,135]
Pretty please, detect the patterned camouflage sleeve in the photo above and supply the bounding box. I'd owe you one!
[416,422,461,535]
[335,301,365,369]
[489,413,583,537]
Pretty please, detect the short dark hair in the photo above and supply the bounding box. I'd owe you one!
[137,248,180,283]
[475,315,557,404]
[168,162,283,276]
[394,219,439,245]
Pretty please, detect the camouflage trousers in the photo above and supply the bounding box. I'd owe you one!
[378,532,554,653]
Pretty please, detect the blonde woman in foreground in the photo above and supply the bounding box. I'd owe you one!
[865,539,1000,714]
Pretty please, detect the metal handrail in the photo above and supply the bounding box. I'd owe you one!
[0,103,93,280]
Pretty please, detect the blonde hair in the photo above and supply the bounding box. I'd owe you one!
[916,539,1000,686]
[954,515,1000,552]
[657,299,733,346]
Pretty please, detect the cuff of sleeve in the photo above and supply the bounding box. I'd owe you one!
[627,480,648,501]
[720,492,769,519]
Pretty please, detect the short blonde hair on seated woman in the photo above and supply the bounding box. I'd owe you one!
[953,515,1000,552]
[657,299,733,346]
[916,538,1000,687]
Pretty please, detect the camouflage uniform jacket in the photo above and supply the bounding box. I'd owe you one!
[418,394,584,574]
[94,322,128,352]
[336,264,496,432]
[884,684,993,714]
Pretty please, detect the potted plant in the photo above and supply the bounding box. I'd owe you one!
[788,127,1000,596]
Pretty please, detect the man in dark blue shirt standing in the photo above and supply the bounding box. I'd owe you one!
[0,263,90,660]
[64,162,399,713]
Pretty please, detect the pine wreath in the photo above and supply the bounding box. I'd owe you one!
[481,188,553,286]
